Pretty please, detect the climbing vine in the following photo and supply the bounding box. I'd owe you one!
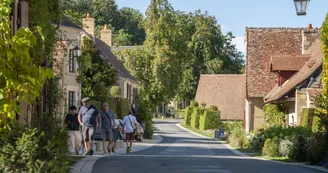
[77,37,117,97]
[0,0,54,129]
[322,13,328,94]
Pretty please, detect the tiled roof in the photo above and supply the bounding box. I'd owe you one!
[269,54,311,72]
[195,74,245,120]
[94,38,138,82]
[264,40,323,103]
[60,15,82,30]
[246,28,304,97]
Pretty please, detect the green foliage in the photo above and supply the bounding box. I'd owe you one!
[262,137,281,157]
[0,0,54,127]
[263,104,286,127]
[200,103,206,108]
[136,90,154,123]
[209,105,218,111]
[113,29,133,46]
[0,120,68,173]
[228,125,247,148]
[77,37,117,97]
[223,121,244,138]
[190,101,199,107]
[110,86,122,97]
[144,120,154,139]
[321,13,328,94]
[300,108,315,127]
[184,106,192,126]
[190,107,203,129]
[115,98,129,120]
[306,133,325,165]
[92,84,107,96]
[199,109,220,130]
[88,96,117,114]
[292,135,307,162]
[174,109,185,119]
[279,139,294,158]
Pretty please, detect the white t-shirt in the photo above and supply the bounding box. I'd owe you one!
[123,115,137,133]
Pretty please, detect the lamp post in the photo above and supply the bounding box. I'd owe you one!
[294,0,310,16]
[72,45,82,57]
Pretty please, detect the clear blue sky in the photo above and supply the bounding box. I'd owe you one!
[116,0,328,53]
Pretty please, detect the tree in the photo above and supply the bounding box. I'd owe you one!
[0,0,54,128]
[77,37,117,97]
[113,29,133,46]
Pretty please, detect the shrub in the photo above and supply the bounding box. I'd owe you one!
[191,107,204,129]
[199,109,220,130]
[263,104,286,126]
[201,103,206,108]
[143,121,154,139]
[110,86,122,97]
[0,120,69,173]
[174,109,185,118]
[184,106,192,126]
[223,121,244,138]
[209,105,218,111]
[92,84,107,96]
[190,101,199,107]
[228,126,247,148]
[262,137,281,157]
[306,133,325,165]
[291,135,307,161]
[279,139,294,157]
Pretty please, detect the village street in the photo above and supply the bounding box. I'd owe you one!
[92,119,326,173]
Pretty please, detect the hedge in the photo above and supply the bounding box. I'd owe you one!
[199,109,220,130]
[184,106,192,126]
[191,107,203,129]
[174,109,185,118]
[300,108,315,127]
[88,96,129,119]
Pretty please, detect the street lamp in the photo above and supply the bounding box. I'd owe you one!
[294,0,310,16]
[72,45,81,57]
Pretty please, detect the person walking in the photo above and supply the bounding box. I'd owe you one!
[100,102,114,154]
[65,106,82,155]
[78,97,101,156]
[123,111,138,153]
[112,114,121,152]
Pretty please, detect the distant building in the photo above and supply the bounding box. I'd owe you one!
[195,74,245,121]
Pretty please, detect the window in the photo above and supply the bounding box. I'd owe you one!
[68,91,75,110]
[69,49,75,72]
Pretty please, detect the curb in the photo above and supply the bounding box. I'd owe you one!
[70,134,163,173]
[176,123,328,173]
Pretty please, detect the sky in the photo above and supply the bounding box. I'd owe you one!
[115,0,328,54]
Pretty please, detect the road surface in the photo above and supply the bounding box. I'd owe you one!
[92,119,326,173]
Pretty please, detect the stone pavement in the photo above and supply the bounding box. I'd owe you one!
[69,134,163,173]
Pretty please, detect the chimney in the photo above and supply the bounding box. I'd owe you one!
[302,24,320,54]
[100,24,112,47]
[82,12,95,37]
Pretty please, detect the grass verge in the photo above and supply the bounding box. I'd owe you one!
[180,124,214,139]
[67,156,85,170]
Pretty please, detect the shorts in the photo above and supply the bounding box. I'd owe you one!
[82,125,95,142]
[101,129,113,140]
[126,132,134,141]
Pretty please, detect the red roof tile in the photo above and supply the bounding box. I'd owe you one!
[269,54,311,72]
[195,74,245,120]
[264,40,323,103]
[246,28,304,97]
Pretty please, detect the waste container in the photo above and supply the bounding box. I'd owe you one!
[214,128,225,139]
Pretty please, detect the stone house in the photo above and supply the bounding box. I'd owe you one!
[195,74,245,121]
[245,24,320,132]
[81,13,139,105]
[264,39,322,126]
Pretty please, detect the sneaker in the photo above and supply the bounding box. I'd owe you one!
[90,149,94,156]
[102,152,108,155]
[126,146,130,153]
[128,147,132,153]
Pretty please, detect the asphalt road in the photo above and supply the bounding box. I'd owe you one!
[92,119,326,173]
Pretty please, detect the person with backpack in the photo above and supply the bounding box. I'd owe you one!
[123,111,138,153]
[100,102,114,154]
[78,97,101,156]
[65,106,81,155]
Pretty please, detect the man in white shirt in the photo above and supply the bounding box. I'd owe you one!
[123,111,138,153]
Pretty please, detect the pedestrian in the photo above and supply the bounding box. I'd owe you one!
[112,114,121,152]
[100,102,114,154]
[65,106,82,155]
[78,97,101,156]
[123,111,138,153]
